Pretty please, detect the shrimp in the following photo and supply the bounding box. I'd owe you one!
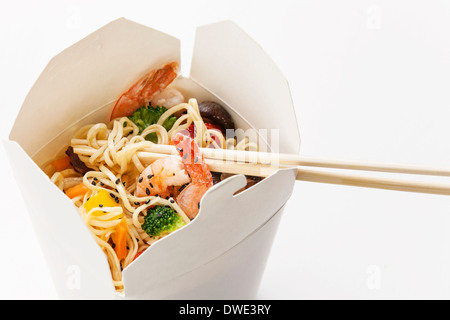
[150,87,185,109]
[172,133,213,220]
[110,61,179,120]
[136,155,191,199]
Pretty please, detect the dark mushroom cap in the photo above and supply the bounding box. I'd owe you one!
[211,171,222,185]
[198,101,235,133]
[65,146,91,175]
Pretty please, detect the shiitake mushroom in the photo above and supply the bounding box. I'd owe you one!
[211,172,222,185]
[198,101,235,133]
[217,172,263,194]
[66,146,91,175]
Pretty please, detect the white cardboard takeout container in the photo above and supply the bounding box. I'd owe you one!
[4,18,300,299]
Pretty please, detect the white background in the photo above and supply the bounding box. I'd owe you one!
[2,0,450,299]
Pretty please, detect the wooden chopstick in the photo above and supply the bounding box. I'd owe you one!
[295,168,450,196]
[296,156,450,177]
[73,139,450,196]
[73,139,450,177]
[136,151,450,196]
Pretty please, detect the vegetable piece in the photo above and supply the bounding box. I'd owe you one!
[51,155,72,171]
[211,172,222,185]
[128,105,177,143]
[83,189,118,213]
[198,101,235,133]
[111,217,128,261]
[83,190,126,259]
[133,250,145,261]
[66,146,91,175]
[141,205,186,238]
[65,183,90,199]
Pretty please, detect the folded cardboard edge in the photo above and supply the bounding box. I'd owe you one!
[123,200,288,299]
[9,17,180,158]
[122,167,297,297]
[2,139,117,299]
[190,20,301,155]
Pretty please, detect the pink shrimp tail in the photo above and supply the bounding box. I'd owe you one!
[172,133,213,219]
[110,61,179,120]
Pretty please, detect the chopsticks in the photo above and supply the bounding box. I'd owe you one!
[136,149,450,196]
[72,140,450,196]
[131,143,450,176]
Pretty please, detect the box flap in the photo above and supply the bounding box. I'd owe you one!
[122,167,297,298]
[190,21,300,154]
[3,140,116,299]
[9,18,180,159]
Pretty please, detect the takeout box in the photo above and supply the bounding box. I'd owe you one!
[3,18,300,299]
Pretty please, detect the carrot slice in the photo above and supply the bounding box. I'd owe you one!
[51,155,72,172]
[112,217,128,261]
[65,183,89,199]
[133,249,146,261]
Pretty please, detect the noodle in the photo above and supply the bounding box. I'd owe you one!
[49,98,257,293]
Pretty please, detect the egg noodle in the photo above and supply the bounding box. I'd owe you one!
[50,98,257,293]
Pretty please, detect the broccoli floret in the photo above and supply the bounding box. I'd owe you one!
[141,205,186,237]
[128,105,177,143]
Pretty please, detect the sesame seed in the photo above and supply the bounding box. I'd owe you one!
[170,199,175,203]
[183,153,188,159]
[109,193,115,198]
[198,202,200,209]
[99,204,103,207]
[194,157,198,163]
[115,178,120,184]
[122,181,126,186]
[147,174,154,179]
[138,177,143,183]
[177,148,183,152]
[146,188,150,195]
[145,199,150,204]
[149,183,153,188]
